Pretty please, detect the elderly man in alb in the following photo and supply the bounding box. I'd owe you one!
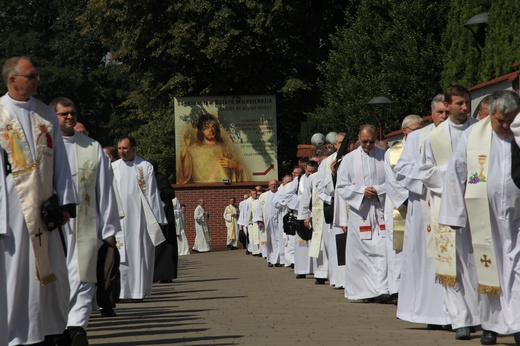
[51,96,121,344]
[112,136,166,301]
[441,90,520,345]
[255,179,283,267]
[336,124,389,303]
[418,85,479,340]
[384,115,422,303]
[0,56,78,345]
[394,94,450,328]
[316,132,345,288]
[193,199,211,252]
[224,197,239,250]
[174,199,190,255]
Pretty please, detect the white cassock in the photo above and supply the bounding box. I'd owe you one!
[193,205,211,252]
[112,156,166,299]
[418,118,480,329]
[336,146,388,300]
[255,190,282,265]
[384,141,407,295]
[276,183,294,266]
[245,197,261,255]
[439,126,520,335]
[2,95,78,345]
[173,198,189,256]
[317,152,345,287]
[0,148,8,346]
[224,204,239,248]
[394,125,450,325]
[284,175,313,275]
[62,134,120,329]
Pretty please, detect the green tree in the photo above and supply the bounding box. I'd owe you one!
[316,0,449,139]
[80,0,348,179]
[0,0,129,147]
[440,0,490,88]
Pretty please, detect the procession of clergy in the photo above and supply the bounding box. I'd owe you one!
[229,85,520,346]
[2,55,520,346]
[0,56,185,346]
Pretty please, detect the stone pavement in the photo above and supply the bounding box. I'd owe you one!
[87,250,516,345]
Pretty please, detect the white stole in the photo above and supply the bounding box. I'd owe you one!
[466,118,499,295]
[428,122,456,286]
[309,173,324,258]
[74,133,100,282]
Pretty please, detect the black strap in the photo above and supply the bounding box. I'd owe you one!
[512,139,520,189]
[2,148,11,176]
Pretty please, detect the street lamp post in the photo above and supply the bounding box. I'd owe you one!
[367,96,393,141]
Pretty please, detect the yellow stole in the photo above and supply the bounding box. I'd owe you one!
[0,103,56,284]
[389,141,406,251]
[74,133,100,283]
[226,204,236,240]
[466,118,500,295]
[429,122,457,286]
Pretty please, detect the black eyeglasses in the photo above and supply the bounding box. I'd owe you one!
[56,112,77,117]
[361,140,376,144]
[14,73,39,80]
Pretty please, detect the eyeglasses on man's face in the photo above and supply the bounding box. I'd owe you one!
[56,112,77,117]
[14,73,39,80]
[360,140,375,145]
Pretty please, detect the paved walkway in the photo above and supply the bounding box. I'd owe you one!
[87,251,516,345]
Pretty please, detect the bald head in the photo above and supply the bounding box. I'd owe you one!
[358,124,377,153]
[268,179,278,192]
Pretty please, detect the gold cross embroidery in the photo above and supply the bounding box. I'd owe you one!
[480,254,492,268]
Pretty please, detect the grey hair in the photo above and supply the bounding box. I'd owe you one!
[401,114,423,129]
[430,94,445,114]
[2,56,30,85]
[488,90,520,116]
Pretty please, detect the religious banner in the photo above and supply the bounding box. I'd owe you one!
[175,95,277,184]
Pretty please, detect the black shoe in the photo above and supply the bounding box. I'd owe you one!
[268,263,274,267]
[296,274,306,279]
[67,326,88,346]
[513,332,520,346]
[362,298,376,303]
[376,294,392,304]
[315,278,326,285]
[274,263,283,267]
[159,279,172,283]
[290,264,294,269]
[480,330,497,345]
[455,327,471,340]
[245,250,251,255]
[100,308,116,317]
[427,324,443,330]
[232,246,238,250]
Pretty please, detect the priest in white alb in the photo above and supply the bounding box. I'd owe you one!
[193,199,211,252]
[0,143,9,346]
[51,96,120,344]
[440,90,520,345]
[418,85,479,340]
[255,179,283,267]
[174,198,190,256]
[112,136,166,300]
[224,197,239,250]
[384,115,422,301]
[394,94,450,328]
[336,124,389,302]
[0,57,78,345]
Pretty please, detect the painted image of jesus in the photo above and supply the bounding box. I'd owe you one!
[3,124,27,168]
[177,113,249,184]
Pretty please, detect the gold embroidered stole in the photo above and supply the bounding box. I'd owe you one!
[429,122,456,286]
[259,193,268,245]
[309,173,324,258]
[0,103,56,284]
[226,204,237,240]
[466,118,500,295]
[389,141,407,251]
[74,133,100,282]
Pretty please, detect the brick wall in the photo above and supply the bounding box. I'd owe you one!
[173,182,268,251]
